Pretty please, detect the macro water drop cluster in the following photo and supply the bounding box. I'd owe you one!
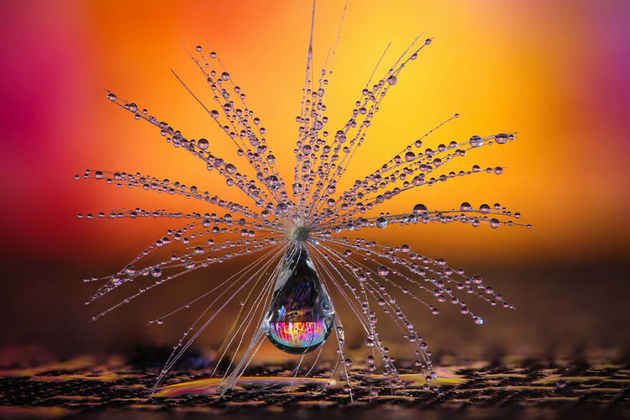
[76,2,528,397]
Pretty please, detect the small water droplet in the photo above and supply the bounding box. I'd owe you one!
[413,203,428,215]
[469,135,483,148]
[376,216,388,228]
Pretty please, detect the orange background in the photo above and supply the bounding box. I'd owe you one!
[2,0,629,265]
[1,0,629,361]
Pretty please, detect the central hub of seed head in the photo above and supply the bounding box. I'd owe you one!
[291,226,310,242]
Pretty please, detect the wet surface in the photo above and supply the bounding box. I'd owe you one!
[0,357,629,419]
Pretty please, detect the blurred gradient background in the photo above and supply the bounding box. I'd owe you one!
[0,0,629,366]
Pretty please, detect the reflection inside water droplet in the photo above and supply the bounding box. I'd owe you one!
[263,246,334,354]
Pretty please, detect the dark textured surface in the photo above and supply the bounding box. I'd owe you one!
[0,357,629,419]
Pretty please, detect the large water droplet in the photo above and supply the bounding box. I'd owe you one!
[263,247,334,354]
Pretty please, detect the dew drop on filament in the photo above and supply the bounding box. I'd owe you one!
[263,246,334,354]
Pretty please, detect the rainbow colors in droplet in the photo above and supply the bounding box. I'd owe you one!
[268,320,328,350]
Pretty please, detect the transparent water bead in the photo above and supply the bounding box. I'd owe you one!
[263,247,334,354]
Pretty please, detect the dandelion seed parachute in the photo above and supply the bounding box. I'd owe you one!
[78,1,528,397]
